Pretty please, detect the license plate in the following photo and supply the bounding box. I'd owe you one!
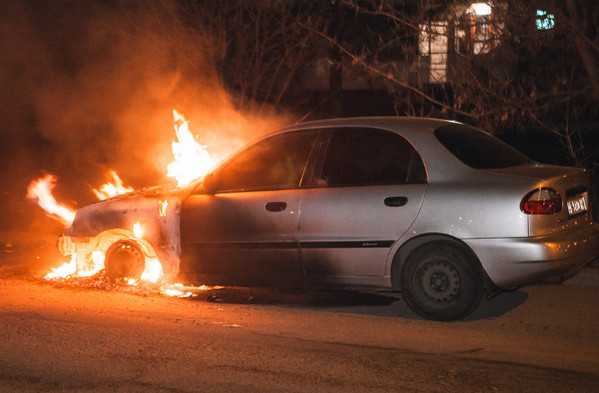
[567,192,589,216]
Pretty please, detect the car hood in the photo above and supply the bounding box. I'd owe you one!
[66,182,189,238]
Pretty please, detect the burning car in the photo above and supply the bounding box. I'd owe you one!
[31,116,599,321]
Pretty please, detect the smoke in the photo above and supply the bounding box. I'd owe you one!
[0,0,288,230]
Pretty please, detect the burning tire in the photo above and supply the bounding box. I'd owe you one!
[105,240,145,280]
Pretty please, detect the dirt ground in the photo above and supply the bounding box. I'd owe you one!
[1,250,599,393]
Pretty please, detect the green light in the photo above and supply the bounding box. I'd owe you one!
[536,9,555,30]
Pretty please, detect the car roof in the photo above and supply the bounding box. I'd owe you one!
[281,116,462,134]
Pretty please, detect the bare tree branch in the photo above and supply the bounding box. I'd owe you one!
[299,21,477,119]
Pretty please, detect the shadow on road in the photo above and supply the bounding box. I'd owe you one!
[467,290,528,320]
[198,286,529,321]
[2,238,530,321]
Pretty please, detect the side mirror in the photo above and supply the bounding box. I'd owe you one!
[202,172,218,194]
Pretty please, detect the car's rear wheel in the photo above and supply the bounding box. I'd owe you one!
[400,242,484,321]
[105,240,145,280]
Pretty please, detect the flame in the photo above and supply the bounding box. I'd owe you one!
[140,257,163,284]
[167,109,216,187]
[160,283,193,298]
[34,109,229,296]
[159,283,222,298]
[27,175,76,226]
[78,250,106,277]
[27,170,133,227]
[159,200,168,217]
[45,248,221,298]
[44,254,77,280]
[93,170,134,200]
[43,250,106,280]
[132,222,144,239]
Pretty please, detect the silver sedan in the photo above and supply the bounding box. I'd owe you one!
[67,117,599,321]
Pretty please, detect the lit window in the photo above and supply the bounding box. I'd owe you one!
[468,3,492,17]
[536,9,555,30]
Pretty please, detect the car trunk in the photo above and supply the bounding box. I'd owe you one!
[489,164,593,237]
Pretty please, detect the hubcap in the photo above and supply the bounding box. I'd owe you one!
[418,261,461,303]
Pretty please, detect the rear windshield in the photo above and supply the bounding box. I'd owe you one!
[435,124,533,169]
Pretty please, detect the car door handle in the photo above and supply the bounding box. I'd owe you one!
[384,196,408,207]
[265,201,287,212]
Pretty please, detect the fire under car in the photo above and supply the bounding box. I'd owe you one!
[58,117,599,321]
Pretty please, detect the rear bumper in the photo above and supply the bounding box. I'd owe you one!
[465,223,599,289]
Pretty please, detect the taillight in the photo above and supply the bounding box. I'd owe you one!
[521,188,562,215]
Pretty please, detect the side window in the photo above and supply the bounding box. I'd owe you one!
[215,130,318,192]
[319,127,426,187]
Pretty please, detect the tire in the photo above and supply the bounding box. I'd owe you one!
[105,240,145,280]
[400,242,484,321]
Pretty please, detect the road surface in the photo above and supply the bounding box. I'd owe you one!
[1,258,599,392]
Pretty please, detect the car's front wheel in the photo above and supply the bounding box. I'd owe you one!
[400,242,484,321]
[105,240,145,281]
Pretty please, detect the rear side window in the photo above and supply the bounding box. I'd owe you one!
[435,124,532,169]
[216,130,318,192]
[318,127,426,187]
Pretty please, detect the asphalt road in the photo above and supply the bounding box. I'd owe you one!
[1,261,599,392]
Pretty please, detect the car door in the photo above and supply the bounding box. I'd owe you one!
[297,127,427,286]
[180,129,320,287]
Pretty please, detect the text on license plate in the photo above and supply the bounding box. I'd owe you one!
[567,192,589,216]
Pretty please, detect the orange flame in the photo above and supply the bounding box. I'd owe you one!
[160,283,193,298]
[167,109,216,187]
[132,221,144,239]
[44,254,77,280]
[93,170,134,200]
[159,200,168,217]
[78,250,106,278]
[44,250,105,280]
[27,175,76,226]
[34,109,227,297]
[140,258,163,284]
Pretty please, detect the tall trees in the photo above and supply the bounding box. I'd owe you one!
[298,0,598,164]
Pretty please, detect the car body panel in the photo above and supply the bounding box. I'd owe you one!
[59,116,599,293]
[296,184,425,283]
[180,188,303,287]
[407,180,530,239]
[65,192,183,279]
[465,222,599,288]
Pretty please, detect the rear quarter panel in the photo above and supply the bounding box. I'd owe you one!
[381,176,533,285]
[407,178,531,240]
